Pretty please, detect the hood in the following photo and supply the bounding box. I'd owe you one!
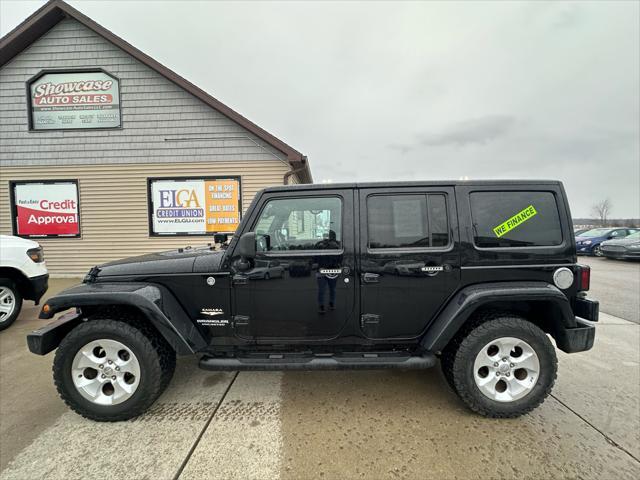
[575,235,604,242]
[93,246,226,278]
[0,234,41,249]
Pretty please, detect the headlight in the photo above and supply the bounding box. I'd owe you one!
[583,240,592,245]
[27,247,44,263]
[628,244,640,249]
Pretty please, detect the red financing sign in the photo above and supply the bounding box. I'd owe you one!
[12,182,80,237]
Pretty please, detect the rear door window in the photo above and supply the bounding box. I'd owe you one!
[367,194,450,249]
[470,191,562,248]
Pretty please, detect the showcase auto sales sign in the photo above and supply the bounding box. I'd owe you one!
[12,182,80,237]
[29,71,120,130]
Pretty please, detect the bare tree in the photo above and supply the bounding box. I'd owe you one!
[591,198,612,226]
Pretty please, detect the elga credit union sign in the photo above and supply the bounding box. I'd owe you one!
[11,181,80,237]
[149,178,241,235]
[28,70,121,130]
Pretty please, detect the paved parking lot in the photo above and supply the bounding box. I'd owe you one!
[0,259,639,479]
[579,257,640,324]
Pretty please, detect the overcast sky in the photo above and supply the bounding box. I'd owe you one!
[2,0,639,218]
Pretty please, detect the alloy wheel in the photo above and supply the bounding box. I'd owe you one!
[71,339,141,405]
[0,287,16,322]
[472,336,540,402]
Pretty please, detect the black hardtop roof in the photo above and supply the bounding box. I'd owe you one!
[263,179,563,193]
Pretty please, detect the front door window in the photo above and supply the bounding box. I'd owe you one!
[254,197,342,252]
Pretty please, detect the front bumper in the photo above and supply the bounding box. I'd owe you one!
[23,273,49,304]
[27,311,82,355]
[601,248,640,260]
[576,244,595,255]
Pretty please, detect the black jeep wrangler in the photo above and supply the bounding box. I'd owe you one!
[28,181,599,421]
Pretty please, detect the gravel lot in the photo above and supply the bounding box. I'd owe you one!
[0,259,638,479]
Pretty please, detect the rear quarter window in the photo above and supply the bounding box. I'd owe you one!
[470,191,563,248]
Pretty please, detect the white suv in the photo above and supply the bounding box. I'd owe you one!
[0,235,49,330]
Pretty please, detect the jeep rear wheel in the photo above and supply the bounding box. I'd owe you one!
[0,279,22,331]
[53,319,175,421]
[444,316,557,418]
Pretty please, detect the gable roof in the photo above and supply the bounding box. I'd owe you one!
[0,0,311,183]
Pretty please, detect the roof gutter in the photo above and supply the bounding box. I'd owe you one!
[283,160,310,185]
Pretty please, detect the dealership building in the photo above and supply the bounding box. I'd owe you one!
[0,0,312,276]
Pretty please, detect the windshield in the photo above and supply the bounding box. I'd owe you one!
[580,228,610,237]
[625,231,640,240]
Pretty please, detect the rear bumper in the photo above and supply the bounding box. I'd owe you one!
[23,273,49,304]
[573,297,599,322]
[27,311,82,355]
[556,317,596,353]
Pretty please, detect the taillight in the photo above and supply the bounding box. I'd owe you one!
[579,265,590,291]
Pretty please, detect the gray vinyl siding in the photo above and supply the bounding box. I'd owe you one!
[0,16,306,276]
[0,17,290,167]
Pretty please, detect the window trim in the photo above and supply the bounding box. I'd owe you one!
[365,192,453,253]
[469,189,565,250]
[250,194,344,256]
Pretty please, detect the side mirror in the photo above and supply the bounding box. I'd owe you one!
[236,232,256,259]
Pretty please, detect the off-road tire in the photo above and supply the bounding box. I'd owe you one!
[89,308,176,391]
[53,319,173,421]
[444,315,557,418]
[0,278,23,331]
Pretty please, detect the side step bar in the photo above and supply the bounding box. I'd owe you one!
[199,353,437,371]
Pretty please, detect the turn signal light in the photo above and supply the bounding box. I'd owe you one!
[42,304,51,314]
[579,266,591,291]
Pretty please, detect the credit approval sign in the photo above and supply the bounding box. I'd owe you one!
[148,177,241,235]
[28,70,121,130]
[11,181,80,237]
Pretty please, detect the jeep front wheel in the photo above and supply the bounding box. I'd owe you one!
[53,319,174,421]
[444,316,557,418]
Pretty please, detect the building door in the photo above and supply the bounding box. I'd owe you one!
[358,187,460,339]
[232,190,356,341]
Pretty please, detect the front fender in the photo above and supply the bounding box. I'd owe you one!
[421,282,578,353]
[39,282,206,355]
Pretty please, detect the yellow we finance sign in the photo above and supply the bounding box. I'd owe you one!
[493,205,537,238]
[204,179,241,233]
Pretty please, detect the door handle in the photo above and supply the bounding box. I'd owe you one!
[362,272,380,283]
[420,265,447,276]
[319,268,342,278]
